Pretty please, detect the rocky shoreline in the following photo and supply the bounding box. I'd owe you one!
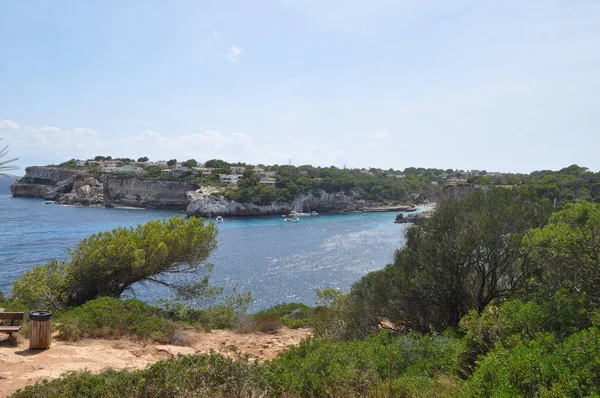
[11,166,428,217]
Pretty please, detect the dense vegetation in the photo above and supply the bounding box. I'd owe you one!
[52,156,600,208]
[11,217,218,308]
[6,189,600,397]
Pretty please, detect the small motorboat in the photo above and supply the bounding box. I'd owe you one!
[216,216,224,223]
[284,214,299,223]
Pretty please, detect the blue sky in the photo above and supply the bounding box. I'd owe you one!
[1,0,599,174]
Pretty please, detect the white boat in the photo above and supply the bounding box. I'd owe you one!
[292,191,319,217]
[216,216,224,223]
[290,210,318,217]
[284,215,299,223]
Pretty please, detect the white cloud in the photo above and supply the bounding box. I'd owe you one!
[3,119,354,174]
[539,144,550,150]
[225,46,244,62]
[368,131,391,140]
[0,120,19,130]
[212,30,220,37]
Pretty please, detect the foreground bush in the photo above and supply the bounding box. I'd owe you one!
[254,302,315,329]
[55,297,179,343]
[465,326,600,397]
[264,331,464,397]
[12,352,263,398]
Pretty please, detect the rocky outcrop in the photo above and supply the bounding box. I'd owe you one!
[18,166,79,184]
[12,166,425,215]
[10,182,55,198]
[394,210,433,225]
[186,189,367,217]
[57,174,105,206]
[11,166,198,210]
[104,177,199,209]
[10,167,79,199]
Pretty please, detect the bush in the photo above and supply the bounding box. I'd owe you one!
[254,302,315,329]
[12,352,264,398]
[11,259,68,310]
[465,327,600,397]
[458,292,594,375]
[265,331,464,397]
[55,297,178,343]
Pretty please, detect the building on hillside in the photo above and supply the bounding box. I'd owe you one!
[260,171,277,178]
[101,165,145,174]
[299,170,309,176]
[252,168,264,175]
[171,163,190,175]
[220,174,239,185]
[75,159,87,167]
[230,166,246,174]
[100,161,120,173]
[114,166,146,175]
[446,177,468,185]
[360,169,374,176]
[259,177,276,187]
[193,167,214,177]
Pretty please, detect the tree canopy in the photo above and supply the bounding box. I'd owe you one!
[343,188,552,335]
[12,216,218,308]
[524,201,600,304]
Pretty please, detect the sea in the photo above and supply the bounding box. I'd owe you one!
[0,182,411,312]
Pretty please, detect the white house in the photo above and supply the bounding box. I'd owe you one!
[75,159,87,167]
[114,165,146,175]
[231,166,246,174]
[219,174,239,185]
[102,165,146,175]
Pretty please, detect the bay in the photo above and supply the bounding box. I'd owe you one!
[0,194,409,311]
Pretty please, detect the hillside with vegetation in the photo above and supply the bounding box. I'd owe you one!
[4,186,600,396]
[49,157,600,208]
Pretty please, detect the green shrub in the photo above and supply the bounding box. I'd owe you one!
[55,297,177,343]
[254,302,315,329]
[265,331,464,397]
[458,292,594,376]
[11,352,264,398]
[465,327,600,397]
[11,259,68,310]
[157,290,252,331]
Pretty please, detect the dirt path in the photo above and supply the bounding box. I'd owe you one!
[0,328,311,397]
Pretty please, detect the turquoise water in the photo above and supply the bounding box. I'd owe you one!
[0,194,410,311]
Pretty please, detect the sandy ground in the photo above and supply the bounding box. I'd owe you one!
[0,328,311,397]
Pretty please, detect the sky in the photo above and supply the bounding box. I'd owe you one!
[1,0,599,175]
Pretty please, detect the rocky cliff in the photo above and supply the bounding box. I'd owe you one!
[10,167,79,199]
[186,189,367,217]
[12,166,420,215]
[104,177,198,209]
[11,166,198,210]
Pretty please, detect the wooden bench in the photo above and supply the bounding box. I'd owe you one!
[0,312,24,340]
